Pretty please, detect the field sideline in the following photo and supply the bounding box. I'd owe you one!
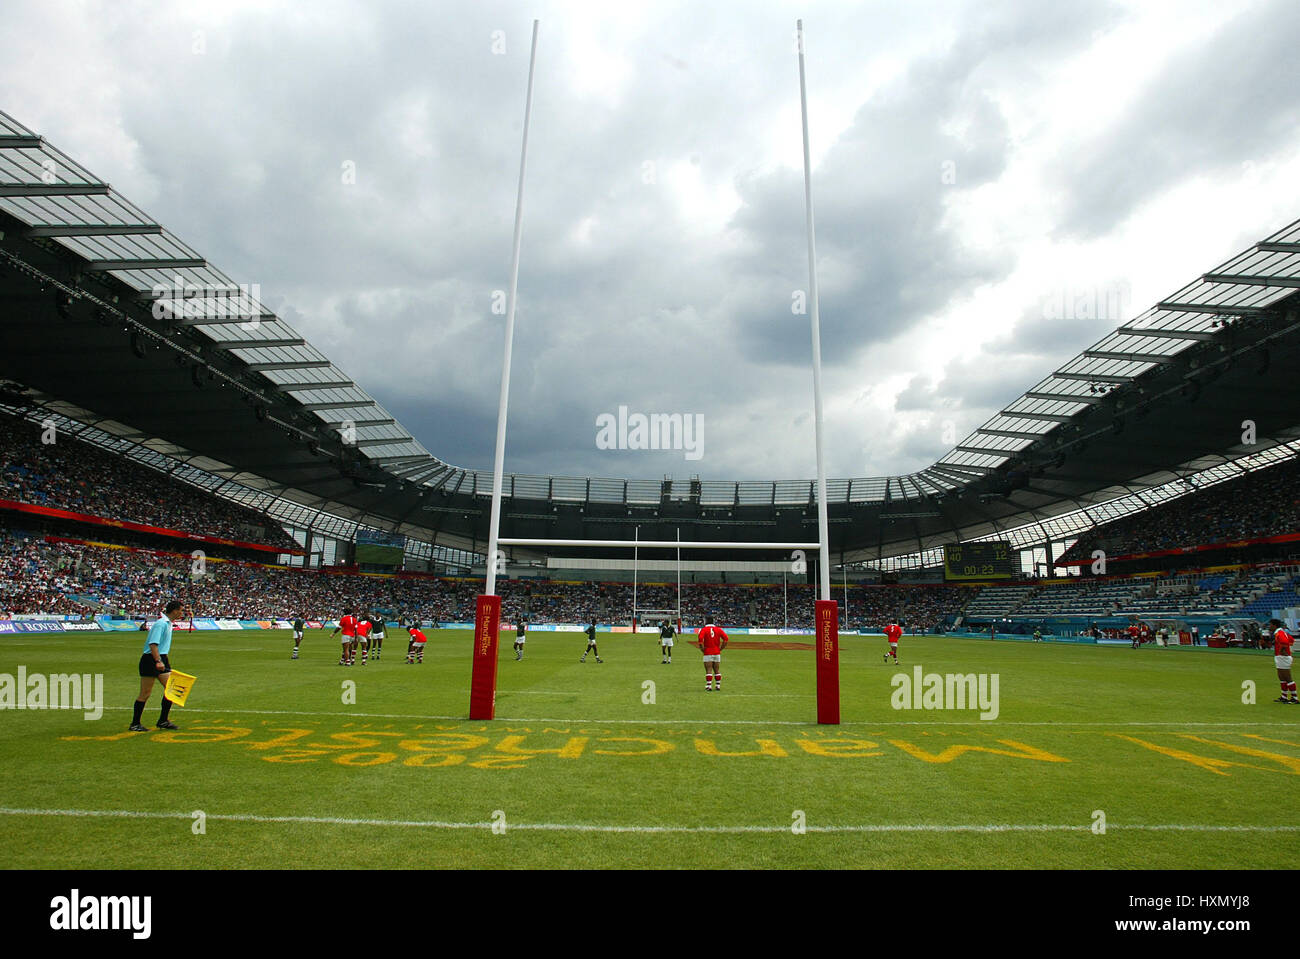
[0,628,1295,869]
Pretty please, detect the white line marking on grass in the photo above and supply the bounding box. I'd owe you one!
[96,707,1291,727]
[0,807,1296,835]
[500,691,585,696]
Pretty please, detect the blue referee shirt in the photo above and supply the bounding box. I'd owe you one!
[142,617,175,656]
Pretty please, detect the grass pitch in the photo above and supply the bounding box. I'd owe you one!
[0,629,1295,869]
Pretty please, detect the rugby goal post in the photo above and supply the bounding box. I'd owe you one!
[634,611,681,634]
[470,19,839,723]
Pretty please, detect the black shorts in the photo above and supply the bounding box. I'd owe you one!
[139,653,171,677]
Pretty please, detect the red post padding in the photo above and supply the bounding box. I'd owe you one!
[815,599,840,725]
[469,594,502,720]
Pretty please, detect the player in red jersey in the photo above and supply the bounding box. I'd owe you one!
[1268,619,1296,704]
[405,623,428,664]
[883,621,902,663]
[330,608,359,666]
[355,614,374,666]
[697,619,729,692]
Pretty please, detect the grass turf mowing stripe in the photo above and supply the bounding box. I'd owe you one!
[1,807,1298,834]
[96,706,1292,727]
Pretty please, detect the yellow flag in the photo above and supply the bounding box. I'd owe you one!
[164,670,197,707]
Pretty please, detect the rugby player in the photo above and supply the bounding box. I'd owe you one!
[883,621,902,663]
[405,623,427,664]
[1269,618,1296,704]
[355,613,374,666]
[659,619,675,664]
[330,608,358,666]
[581,620,602,663]
[697,618,729,691]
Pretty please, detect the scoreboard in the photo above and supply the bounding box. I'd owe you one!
[355,529,406,567]
[943,541,1014,581]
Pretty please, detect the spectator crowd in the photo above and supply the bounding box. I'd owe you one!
[0,530,973,631]
[1,411,298,551]
[1060,457,1300,563]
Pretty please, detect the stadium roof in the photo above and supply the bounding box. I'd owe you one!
[2,109,1300,565]
[936,225,1300,479]
[0,110,434,468]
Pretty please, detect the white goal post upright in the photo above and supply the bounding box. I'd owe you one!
[677,527,682,622]
[798,19,840,724]
[798,19,831,605]
[843,565,849,630]
[485,19,539,601]
[471,19,539,721]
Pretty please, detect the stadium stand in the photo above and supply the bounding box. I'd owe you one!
[4,421,1294,629]
[0,534,97,617]
[1235,572,1300,618]
[957,564,1300,625]
[0,524,975,629]
[961,584,1036,618]
[1181,568,1289,615]
[0,411,297,552]
[1059,457,1300,563]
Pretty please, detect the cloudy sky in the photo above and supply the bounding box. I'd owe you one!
[4,0,1299,484]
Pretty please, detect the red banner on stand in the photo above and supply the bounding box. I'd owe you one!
[469,594,502,720]
[0,498,300,554]
[815,599,840,725]
[1053,530,1300,566]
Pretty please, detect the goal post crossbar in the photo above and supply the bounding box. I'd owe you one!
[499,538,821,551]
[634,609,681,621]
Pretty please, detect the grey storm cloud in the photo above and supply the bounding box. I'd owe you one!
[894,352,1047,416]
[724,50,1016,366]
[986,300,1127,360]
[717,0,1128,371]
[895,420,958,465]
[1054,0,1300,239]
[894,374,943,413]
